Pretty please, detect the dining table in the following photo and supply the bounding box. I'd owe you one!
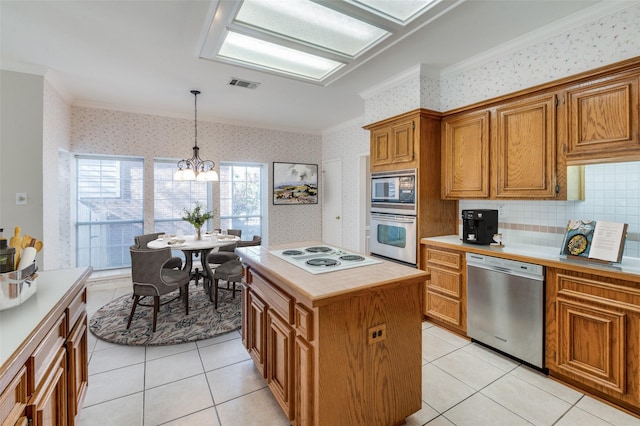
[148,234,240,296]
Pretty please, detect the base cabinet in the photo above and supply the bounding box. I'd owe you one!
[242,263,423,426]
[422,245,466,334]
[546,268,640,415]
[1,269,90,426]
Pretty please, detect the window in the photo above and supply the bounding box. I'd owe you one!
[154,160,211,235]
[219,163,263,238]
[75,156,143,270]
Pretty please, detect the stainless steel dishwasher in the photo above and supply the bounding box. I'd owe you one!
[466,253,545,369]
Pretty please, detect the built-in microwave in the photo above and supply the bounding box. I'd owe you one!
[371,169,416,215]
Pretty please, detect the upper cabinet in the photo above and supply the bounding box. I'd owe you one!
[564,73,640,164]
[441,56,640,199]
[441,110,490,198]
[442,94,558,200]
[494,94,558,198]
[365,112,417,171]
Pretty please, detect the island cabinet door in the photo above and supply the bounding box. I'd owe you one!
[66,312,89,424]
[266,310,295,420]
[246,290,267,377]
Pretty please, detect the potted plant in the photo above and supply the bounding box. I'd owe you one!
[182,202,214,239]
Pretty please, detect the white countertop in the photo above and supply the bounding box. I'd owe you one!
[422,235,640,279]
[0,267,92,369]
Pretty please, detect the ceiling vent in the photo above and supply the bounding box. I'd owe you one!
[228,78,260,89]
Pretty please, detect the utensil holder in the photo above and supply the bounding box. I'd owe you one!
[0,261,38,311]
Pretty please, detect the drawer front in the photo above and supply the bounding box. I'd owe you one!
[251,271,294,324]
[425,291,463,328]
[426,248,462,270]
[28,314,66,394]
[66,288,87,333]
[294,303,314,342]
[0,366,28,425]
[427,267,462,298]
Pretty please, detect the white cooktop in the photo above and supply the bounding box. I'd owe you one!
[270,245,382,274]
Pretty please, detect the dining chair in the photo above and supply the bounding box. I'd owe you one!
[208,229,243,265]
[134,232,183,270]
[236,235,262,248]
[127,246,190,332]
[211,259,243,309]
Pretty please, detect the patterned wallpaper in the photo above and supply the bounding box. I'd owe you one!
[71,107,323,246]
[440,4,640,111]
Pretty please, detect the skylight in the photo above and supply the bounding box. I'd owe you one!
[199,0,443,85]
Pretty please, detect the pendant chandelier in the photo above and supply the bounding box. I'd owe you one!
[174,90,219,181]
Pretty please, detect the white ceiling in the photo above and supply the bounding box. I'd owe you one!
[2,0,622,134]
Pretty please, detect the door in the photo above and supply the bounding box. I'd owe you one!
[322,159,342,247]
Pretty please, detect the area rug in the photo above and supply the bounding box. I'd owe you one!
[89,282,241,346]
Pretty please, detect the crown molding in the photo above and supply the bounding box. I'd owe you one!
[359,63,441,99]
[322,115,366,136]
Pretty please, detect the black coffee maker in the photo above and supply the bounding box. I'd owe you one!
[462,209,498,245]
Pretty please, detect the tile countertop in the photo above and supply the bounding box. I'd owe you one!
[237,241,429,307]
[421,235,640,283]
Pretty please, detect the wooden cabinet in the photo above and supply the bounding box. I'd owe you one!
[368,115,416,170]
[366,109,459,268]
[441,110,490,199]
[494,94,558,198]
[564,73,640,164]
[241,257,424,426]
[0,268,91,426]
[0,367,28,426]
[442,94,558,199]
[546,267,640,415]
[422,245,466,334]
[266,310,294,418]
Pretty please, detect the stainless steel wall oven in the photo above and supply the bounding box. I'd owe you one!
[370,169,418,266]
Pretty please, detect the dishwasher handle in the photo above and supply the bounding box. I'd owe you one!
[466,258,544,281]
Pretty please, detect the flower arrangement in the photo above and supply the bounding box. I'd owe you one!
[182,202,214,238]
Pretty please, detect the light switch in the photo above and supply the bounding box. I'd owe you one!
[16,193,27,205]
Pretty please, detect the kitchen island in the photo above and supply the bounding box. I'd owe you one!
[236,242,429,426]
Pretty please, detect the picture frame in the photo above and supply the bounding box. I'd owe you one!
[273,162,318,205]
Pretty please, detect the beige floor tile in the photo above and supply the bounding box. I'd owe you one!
[555,406,617,426]
[83,363,144,407]
[424,325,470,348]
[577,396,640,426]
[405,401,439,425]
[481,373,571,425]
[443,393,530,425]
[145,341,197,361]
[161,407,221,426]
[422,330,460,362]
[426,415,456,425]
[77,392,143,426]
[216,388,289,426]
[432,349,507,390]
[199,337,251,372]
[422,364,475,413]
[196,330,242,349]
[460,342,520,372]
[88,343,145,375]
[207,359,267,404]
[145,349,205,389]
[143,374,213,426]
[511,365,583,404]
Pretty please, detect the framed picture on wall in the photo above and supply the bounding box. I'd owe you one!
[273,162,318,205]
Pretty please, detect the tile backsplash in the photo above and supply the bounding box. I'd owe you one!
[459,161,640,259]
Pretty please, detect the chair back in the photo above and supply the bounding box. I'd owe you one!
[237,235,262,248]
[227,229,242,238]
[134,232,165,249]
[130,246,172,284]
